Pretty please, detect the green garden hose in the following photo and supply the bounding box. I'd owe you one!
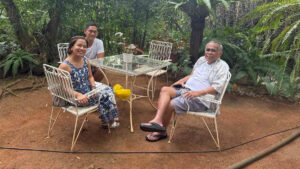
[227,129,300,169]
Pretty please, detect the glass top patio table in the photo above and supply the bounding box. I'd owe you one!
[89,55,171,76]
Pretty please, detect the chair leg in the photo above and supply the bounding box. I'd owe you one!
[201,117,220,149]
[166,72,169,85]
[47,106,63,138]
[152,77,156,100]
[70,113,89,151]
[168,112,177,143]
[97,67,109,86]
[214,118,220,150]
[107,123,111,134]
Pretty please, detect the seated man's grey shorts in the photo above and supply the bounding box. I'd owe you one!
[171,87,208,114]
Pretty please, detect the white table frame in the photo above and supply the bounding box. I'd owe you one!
[90,55,171,132]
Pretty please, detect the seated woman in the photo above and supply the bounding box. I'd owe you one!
[59,36,119,128]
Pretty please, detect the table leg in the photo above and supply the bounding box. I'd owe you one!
[128,76,134,132]
[129,94,133,132]
[126,74,128,89]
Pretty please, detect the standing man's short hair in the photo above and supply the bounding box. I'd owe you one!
[85,22,98,29]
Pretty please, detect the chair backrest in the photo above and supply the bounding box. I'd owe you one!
[208,71,231,114]
[148,40,172,61]
[43,64,76,105]
[57,43,69,63]
[217,71,232,103]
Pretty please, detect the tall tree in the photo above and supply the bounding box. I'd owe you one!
[172,0,229,64]
[0,0,33,50]
[178,0,209,64]
[1,0,68,62]
[39,0,65,62]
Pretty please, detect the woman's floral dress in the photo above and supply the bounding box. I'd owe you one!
[63,58,119,123]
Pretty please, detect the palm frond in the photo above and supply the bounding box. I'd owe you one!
[12,59,20,77]
[217,0,229,10]
[235,33,253,50]
[3,59,13,77]
[251,3,300,34]
[270,25,292,52]
[282,20,300,44]
[21,54,39,65]
[199,0,212,10]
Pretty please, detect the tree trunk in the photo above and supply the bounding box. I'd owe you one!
[34,0,64,63]
[0,0,33,50]
[141,10,149,49]
[179,0,209,64]
[190,17,206,64]
[132,0,138,44]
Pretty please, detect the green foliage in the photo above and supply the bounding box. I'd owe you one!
[0,49,38,77]
[202,25,299,97]
[1,0,298,98]
[197,0,229,18]
[169,47,192,78]
[244,0,300,97]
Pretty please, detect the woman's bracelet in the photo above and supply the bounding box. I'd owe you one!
[92,86,96,90]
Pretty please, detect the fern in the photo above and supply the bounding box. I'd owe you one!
[0,49,38,77]
[282,20,300,44]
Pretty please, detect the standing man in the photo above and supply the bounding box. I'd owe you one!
[140,41,229,142]
[84,22,105,82]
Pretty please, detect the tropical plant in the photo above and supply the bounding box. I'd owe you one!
[199,25,299,97]
[168,0,230,64]
[114,32,144,54]
[244,0,300,97]
[0,49,38,77]
[169,46,192,79]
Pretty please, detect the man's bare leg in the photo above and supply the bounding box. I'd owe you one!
[142,86,176,127]
[145,101,175,141]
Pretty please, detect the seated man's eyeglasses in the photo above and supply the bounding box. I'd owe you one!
[205,48,217,52]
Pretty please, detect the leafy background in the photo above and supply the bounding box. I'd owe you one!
[0,0,299,99]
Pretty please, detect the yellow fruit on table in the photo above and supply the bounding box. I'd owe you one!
[113,84,131,101]
[115,89,131,101]
[113,84,123,91]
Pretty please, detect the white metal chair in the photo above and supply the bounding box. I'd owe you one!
[43,64,107,151]
[168,72,231,150]
[57,43,69,63]
[133,40,172,99]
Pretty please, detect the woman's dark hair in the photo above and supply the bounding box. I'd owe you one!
[67,36,88,54]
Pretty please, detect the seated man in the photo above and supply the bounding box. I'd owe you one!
[140,41,229,142]
[84,22,105,82]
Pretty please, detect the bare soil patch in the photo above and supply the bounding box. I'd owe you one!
[0,73,299,169]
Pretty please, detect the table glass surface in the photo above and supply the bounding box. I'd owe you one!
[90,55,171,76]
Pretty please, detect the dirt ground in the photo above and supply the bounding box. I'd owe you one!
[0,73,300,169]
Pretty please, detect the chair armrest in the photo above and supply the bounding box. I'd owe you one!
[136,55,149,58]
[84,85,105,98]
[196,94,221,105]
[84,89,99,98]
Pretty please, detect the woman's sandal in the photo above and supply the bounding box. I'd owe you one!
[101,121,120,129]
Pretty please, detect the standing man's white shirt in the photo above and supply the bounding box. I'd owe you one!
[85,38,104,60]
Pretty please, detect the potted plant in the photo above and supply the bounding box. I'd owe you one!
[115,32,144,63]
